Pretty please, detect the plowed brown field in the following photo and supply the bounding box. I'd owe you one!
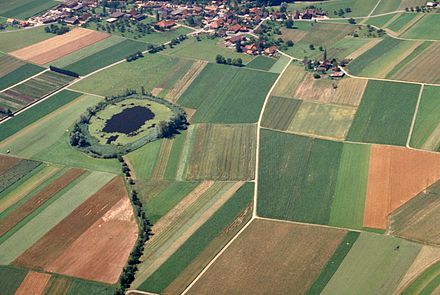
[10,28,109,65]
[15,271,51,295]
[0,155,21,175]
[363,145,440,229]
[47,197,138,284]
[0,168,85,237]
[13,176,127,270]
[187,219,346,295]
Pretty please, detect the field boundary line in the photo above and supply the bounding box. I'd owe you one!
[253,53,293,217]
[0,68,49,93]
[406,83,425,148]
[369,0,383,17]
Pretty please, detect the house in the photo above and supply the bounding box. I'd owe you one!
[264,46,277,56]
[6,18,18,25]
[243,44,257,55]
[64,16,78,24]
[106,17,118,23]
[156,20,176,29]
[226,23,241,34]
[79,13,91,23]
[330,71,345,78]
[110,11,125,19]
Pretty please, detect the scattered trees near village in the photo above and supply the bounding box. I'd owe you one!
[44,24,70,35]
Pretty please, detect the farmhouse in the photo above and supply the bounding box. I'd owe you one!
[156,20,177,29]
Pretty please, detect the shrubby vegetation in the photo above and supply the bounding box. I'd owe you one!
[215,54,243,67]
[70,91,188,158]
[44,24,70,35]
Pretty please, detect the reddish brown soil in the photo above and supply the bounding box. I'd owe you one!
[0,168,85,237]
[187,219,346,295]
[0,155,21,175]
[10,28,109,65]
[47,197,138,284]
[15,271,51,295]
[13,176,127,269]
[363,145,440,229]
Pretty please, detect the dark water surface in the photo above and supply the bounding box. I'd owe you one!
[103,106,155,134]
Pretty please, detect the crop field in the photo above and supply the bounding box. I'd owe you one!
[402,14,440,40]
[287,0,378,18]
[63,39,147,76]
[184,124,256,180]
[0,26,52,53]
[10,28,110,65]
[364,13,399,28]
[258,130,343,225]
[324,37,376,61]
[364,145,440,230]
[0,71,75,112]
[287,101,357,140]
[410,86,440,151]
[347,80,420,146]
[271,63,307,98]
[178,64,277,123]
[0,156,41,194]
[402,259,440,294]
[187,219,347,294]
[245,56,276,71]
[71,53,193,97]
[387,13,421,33]
[0,57,43,92]
[348,37,423,78]
[125,139,163,180]
[0,93,120,173]
[322,232,421,294]
[389,180,440,245]
[390,42,440,84]
[261,96,302,130]
[14,271,51,295]
[163,36,254,63]
[0,0,58,19]
[135,182,252,292]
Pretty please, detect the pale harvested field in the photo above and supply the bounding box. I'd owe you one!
[392,42,440,84]
[47,197,138,284]
[15,271,51,295]
[166,60,207,103]
[395,246,440,294]
[271,64,307,99]
[332,78,367,106]
[10,28,109,65]
[346,38,383,60]
[280,27,308,42]
[363,145,440,229]
[294,74,337,103]
[187,219,346,295]
[151,87,163,96]
[151,139,174,179]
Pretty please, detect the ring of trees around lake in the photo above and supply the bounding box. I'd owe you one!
[70,93,188,158]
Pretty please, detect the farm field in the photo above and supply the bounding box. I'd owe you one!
[322,232,421,294]
[410,86,440,151]
[261,96,302,130]
[163,36,254,63]
[402,259,440,294]
[63,39,147,76]
[389,180,440,245]
[347,80,420,146]
[0,93,121,173]
[10,28,110,65]
[258,130,343,225]
[71,53,194,96]
[183,124,256,180]
[0,0,58,19]
[0,26,52,52]
[245,56,276,71]
[0,59,44,92]
[187,219,347,294]
[0,71,75,113]
[178,63,277,123]
[401,14,440,40]
[386,13,421,33]
[364,145,440,230]
[135,182,253,293]
[286,0,379,18]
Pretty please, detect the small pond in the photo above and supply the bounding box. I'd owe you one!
[103,106,155,134]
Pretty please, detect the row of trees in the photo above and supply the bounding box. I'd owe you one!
[126,51,144,62]
[44,24,70,35]
[215,54,243,67]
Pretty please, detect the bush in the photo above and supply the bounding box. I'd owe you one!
[313,73,321,79]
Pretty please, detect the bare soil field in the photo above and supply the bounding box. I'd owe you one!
[391,42,440,84]
[47,196,138,284]
[14,176,127,270]
[332,78,368,106]
[187,219,346,295]
[0,155,21,175]
[363,145,440,229]
[0,168,85,237]
[294,75,337,103]
[10,28,109,65]
[15,271,51,295]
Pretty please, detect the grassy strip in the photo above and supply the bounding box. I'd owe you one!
[138,183,254,293]
[0,63,44,91]
[163,132,186,180]
[386,41,431,79]
[306,231,360,295]
[0,90,82,142]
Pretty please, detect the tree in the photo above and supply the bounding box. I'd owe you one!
[215,54,226,64]
[309,44,315,50]
[285,19,294,28]
[235,41,242,53]
[313,73,321,79]
[156,11,160,22]
[287,40,294,47]
[348,18,356,24]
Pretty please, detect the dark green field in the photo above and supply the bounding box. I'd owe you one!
[0,265,27,295]
[178,64,277,123]
[347,80,420,146]
[0,63,44,91]
[63,40,147,76]
[246,56,277,71]
[0,0,58,19]
[261,96,302,130]
[257,129,343,224]
[138,182,254,293]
